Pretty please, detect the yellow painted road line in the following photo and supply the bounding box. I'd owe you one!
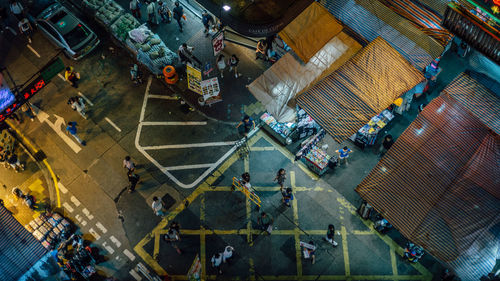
[246,197,253,245]
[291,171,303,280]
[249,258,255,281]
[341,226,350,277]
[390,244,398,279]
[6,120,61,208]
[153,232,160,260]
[352,230,373,235]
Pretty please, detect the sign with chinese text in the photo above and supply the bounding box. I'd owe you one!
[212,31,224,57]
[186,64,202,94]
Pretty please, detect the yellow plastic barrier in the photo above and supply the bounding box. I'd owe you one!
[232,177,261,207]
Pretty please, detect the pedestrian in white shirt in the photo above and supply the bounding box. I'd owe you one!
[151,196,165,216]
[222,245,234,264]
[123,156,136,172]
[9,0,24,20]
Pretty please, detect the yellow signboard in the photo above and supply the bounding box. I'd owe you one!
[186,64,202,94]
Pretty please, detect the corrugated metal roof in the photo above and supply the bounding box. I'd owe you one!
[356,94,500,280]
[296,37,423,143]
[0,205,48,280]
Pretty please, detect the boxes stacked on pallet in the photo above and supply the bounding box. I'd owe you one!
[25,213,72,250]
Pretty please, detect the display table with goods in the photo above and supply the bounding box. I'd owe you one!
[260,112,297,145]
[350,109,395,148]
[25,212,73,250]
[296,129,336,176]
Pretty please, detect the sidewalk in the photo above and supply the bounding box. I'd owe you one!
[111,0,269,122]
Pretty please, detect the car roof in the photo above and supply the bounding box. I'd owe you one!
[40,5,79,35]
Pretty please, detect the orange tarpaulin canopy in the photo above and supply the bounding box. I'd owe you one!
[279,2,343,63]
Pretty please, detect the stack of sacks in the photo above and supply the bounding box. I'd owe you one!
[96,0,124,26]
[111,13,140,41]
[82,0,106,11]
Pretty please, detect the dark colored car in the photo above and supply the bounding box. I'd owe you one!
[36,3,99,60]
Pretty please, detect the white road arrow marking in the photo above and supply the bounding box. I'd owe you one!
[35,107,82,153]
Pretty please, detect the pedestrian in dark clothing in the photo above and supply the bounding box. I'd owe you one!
[66,121,86,146]
[229,54,241,78]
[129,0,141,19]
[123,156,136,172]
[9,0,24,21]
[7,112,21,125]
[21,103,35,121]
[6,151,24,172]
[274,168,286,191]
[379,135,394,157]
[172,1,184,32]
[236,115,255,137]
[127,171,139,192]
[164,228,182,254]
[169,221,181,237]
[201,10,213,37]
[211,253,223,274]
[178,43,202,67]
[281,187,293,207]
[258,212,273,234]
[323,224,338,246]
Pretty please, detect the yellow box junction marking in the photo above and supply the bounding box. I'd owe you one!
[135,131,432,281]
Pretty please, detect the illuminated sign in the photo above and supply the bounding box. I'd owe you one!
[0,77,46,122]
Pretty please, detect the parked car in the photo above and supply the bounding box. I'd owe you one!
[36,3,99,60]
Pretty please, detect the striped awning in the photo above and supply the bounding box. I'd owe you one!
[0,205,48,280]
[296,37,424,143]
[442,73,500,135]
[356,95,500,280]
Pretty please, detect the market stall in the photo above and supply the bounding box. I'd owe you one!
[296,37,424,143]
[260,112,297,145]
[350,109,395,148]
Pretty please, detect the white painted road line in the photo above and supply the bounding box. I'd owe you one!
[82,208,94,220]
[89,228,101,241]
[75,214,87,226]
[27,45,41,58]
[57,73,65,81]
[141,121,207,126]
[110,235,122,248]
[142,141,237,150]
[123,249,136,261]
[129,269,142,280]
[70,196,81,207]
[62,202,74,213]
[78,92,94,106]
[95,222,108,234]
[58,182,68,194]
[164,163,214,171]
[105,117,122,132]
[148,94,179,100]
[102,241,115,254]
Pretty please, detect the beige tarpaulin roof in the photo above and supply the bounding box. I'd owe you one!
[279,2,343,63]
[248,32,362,122]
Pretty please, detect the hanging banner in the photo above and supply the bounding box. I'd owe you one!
[186,64,202,94]
[212,31,224,57]
[187,254,202,281]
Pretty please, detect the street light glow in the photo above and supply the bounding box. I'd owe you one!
[222,5,231,11]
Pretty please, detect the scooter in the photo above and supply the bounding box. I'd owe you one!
[374,215,393,234]
[403,242,424,263]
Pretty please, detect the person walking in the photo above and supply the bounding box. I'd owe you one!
[169,221,181,237]
[304,240,316,264]
[222,245,234,264]
[17,17,33,43]
[274,168,286,191]
[6,151,24,172]
[146,1,158,26]
[258,212,273,234]
[123,156,136,172]
[129,0,141,19]
[64,67,80,88]
[151,196,165,216]
[66,122,86,146]
[236,115,255,137]
[379,134,394,157]
[201,10,213,37]
[281,187,293,207]
[158,1,171,23]
[172,1,184,32]
[323,224,338,246]
[211,253,223,274]
[164,228,182,254]
[216,54,227,78]
[229,54,241,78]
[335,146,352,166]
[21,103,35,121]
[178,43,202,67]
[9,0,24,21]
[127,171,140,193]
[68,96,87,119]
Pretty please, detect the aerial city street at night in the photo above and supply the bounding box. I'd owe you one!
[0,0,499,280]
